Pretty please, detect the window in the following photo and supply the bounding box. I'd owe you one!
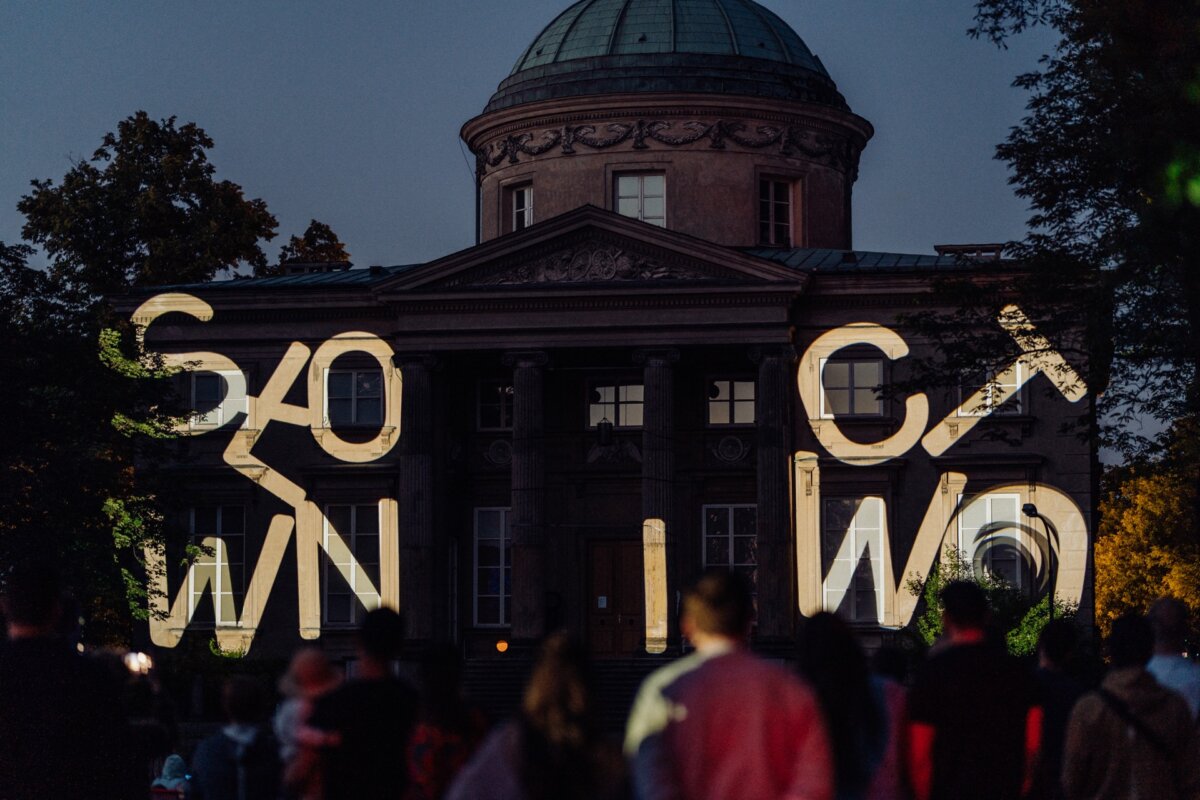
[702,504,758,599]
[822,497,883,622]
[615,174,666,227]
[511,185,533,232]
[820,359,883,417]
[588,383,644,428]
[474,508,511,627]
[957,493,1027,590]
[190,371,247,429]
[323,504,381,626]
[478,381,515,431]
[958,364,1024,416]
[189,505,245,626]
[707,379,755,425]
[325,369,382,426]
[759,179,792,247]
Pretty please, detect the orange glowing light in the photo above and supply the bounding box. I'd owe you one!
[496,640,509,653]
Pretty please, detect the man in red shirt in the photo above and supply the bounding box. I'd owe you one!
[906,580,1043,800]
[624,571,833,800]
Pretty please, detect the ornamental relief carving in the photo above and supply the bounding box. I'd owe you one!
[475,119,859,177]
[443,244,723,287]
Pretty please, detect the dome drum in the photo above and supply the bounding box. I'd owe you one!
[462,0,873,250]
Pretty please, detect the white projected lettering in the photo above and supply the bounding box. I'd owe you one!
[133,293,401,652]
[131,294,1088,649]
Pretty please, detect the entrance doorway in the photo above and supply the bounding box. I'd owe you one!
[587,539,645,657]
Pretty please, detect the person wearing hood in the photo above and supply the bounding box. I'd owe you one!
[152,754,192,797]
[191,677,281,800]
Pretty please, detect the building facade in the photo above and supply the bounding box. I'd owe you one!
[120,0,1095,664]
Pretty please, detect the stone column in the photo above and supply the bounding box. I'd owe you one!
[635,348,678,654]
[396,354,436,641]
[504,351,548,641]
[752,345,796,638]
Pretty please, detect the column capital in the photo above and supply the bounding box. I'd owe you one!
[393,352,438,369]
[502,350,549,369]
[633,347,680,367]
[748,344,797,365]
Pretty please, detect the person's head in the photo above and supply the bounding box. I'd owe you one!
[681,569,754,645]
[279,647,341,699]
[1148,597,1190,654]
[519,633,598,800]
[1037,618,1078,670]
[357,607,405,665]
[797,612,881,792]
[940,580,989,636]
[222,676,266,725]
[522,632,594,748]
[2,558,62,637]
[1107,614,1155,669]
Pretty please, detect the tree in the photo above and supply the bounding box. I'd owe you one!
[903,0,1200,463]
[3,112,279,645]
[0,241,181,643]
[19,111,277,302]
[906,546,1077,656]
[894,7,1200,652]
[1094,422,1200,637]
[270,218,350,275]
[984,0,1200,445]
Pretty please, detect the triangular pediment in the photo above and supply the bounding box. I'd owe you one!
[377,206,806,295]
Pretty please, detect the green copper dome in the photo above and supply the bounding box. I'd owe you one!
[485,0,846,112]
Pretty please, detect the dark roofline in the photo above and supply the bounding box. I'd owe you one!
[124,262,425,295]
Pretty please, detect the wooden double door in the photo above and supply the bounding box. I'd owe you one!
[587,539,645,657]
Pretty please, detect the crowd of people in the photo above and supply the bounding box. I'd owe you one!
[2,559,1199,800]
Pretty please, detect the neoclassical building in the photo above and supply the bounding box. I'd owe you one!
[121,0,1095,666]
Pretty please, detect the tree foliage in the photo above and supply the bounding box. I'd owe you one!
[2,112,282,645]
[902,0,1200,463]
[18,111,277,302]
[0,242,181,643]
[1095,422,1200,637]
[907,545,1078,656]
[269,218,350,275]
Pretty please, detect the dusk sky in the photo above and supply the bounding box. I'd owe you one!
[1,1,1056,270]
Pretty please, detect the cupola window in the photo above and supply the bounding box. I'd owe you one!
[510,184,533,232]
[615,174,666,227]
[759,178,793,247]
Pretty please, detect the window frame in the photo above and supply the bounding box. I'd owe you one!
[758,177,793,247]
[321,503,382,628]
[476,380,515,432]
[511,184,533,232]
[323,368,384,427]
[956,492,1028,591]
[820,496,885,623]
[818,357,885,418]
[473,507,512,628]
[701,503,758,571]
[189,370,248,430]
[957,363,1026,417]
[614,172,666,228]
[706,377,756,427]
[587,381,645,429]
[188,504,246,628]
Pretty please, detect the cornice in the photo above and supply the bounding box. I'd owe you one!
[389,290,795,316]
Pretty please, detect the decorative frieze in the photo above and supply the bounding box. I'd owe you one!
[475,118,860,178]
